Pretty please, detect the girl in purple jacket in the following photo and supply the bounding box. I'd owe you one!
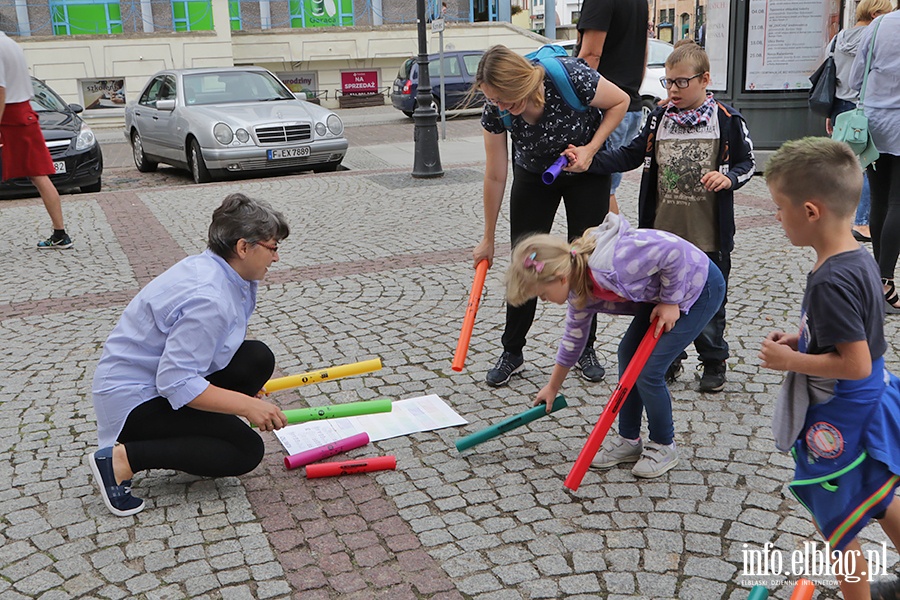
[505,213,725,478]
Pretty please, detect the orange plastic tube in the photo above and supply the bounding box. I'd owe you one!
[790,580,815,600]
[452,259,489,372]
[564,320,661,492]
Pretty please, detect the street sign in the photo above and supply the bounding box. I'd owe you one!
[431,18,444,32]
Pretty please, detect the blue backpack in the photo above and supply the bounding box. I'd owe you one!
[500,44,589,130]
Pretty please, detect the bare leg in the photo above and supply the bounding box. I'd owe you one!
[609,194,619,215]
[29,175,64,230]
[835,538,871,600]
[112,444,135,484]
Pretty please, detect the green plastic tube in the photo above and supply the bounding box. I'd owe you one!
[456,395,567,452]
[282,398,392,425]
[747,586,769,600]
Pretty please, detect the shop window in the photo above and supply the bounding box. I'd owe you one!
[51,0,123,35]
[172,0,214,31]
[289,0,354,27]
[230,0,241,29]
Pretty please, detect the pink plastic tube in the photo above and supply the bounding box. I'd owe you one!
[283,432,370,470]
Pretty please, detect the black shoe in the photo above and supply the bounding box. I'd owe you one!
[698,361,726,393]
[575,347,606,382]
[665,358,683,384]
[486,351,524,387]
[852,229,871,243]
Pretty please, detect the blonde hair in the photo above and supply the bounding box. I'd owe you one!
[506,230,598,308]
[857,0,893,21]
[666,40,710,73]
[473,45,545,109]
[764,137,863,217]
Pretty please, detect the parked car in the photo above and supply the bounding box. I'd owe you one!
[0,77,102,197]
[125,67,348,184]
[553,38,675,125]
[391,50,485,117]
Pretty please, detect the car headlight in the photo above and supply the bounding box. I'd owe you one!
[214,123,234,145]
[326,114,343,136]
[75,124,96,151]
[315,122,327,136]
[235,128,250,143]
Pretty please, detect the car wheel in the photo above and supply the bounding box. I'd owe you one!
[189,138,212,184]
[81,178,102,193]
[641,98,657,129]
[402,110,414,118]
[131,131,158,172]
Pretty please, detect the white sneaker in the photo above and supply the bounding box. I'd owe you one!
[591,434,642,469]
[631,441,679,478]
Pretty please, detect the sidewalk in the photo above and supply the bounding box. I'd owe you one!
[2,124,899,599]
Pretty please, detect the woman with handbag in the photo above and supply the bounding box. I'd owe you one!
[825,0,892,242]
[850,9,900,313]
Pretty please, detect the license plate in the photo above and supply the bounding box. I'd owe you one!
[53,161,66,174]
[268,147,310,160]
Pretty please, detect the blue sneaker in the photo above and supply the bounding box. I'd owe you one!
[36,234,73,249]
[87,447,144,517]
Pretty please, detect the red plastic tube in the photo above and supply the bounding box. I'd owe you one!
[564,320,661,491]
[305,455,396,479]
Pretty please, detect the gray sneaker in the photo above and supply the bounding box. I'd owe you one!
[631,441,679,478]
[591,434,642,468]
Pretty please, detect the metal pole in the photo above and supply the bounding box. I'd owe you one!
[439,28,446,140]
[412,0,444,178]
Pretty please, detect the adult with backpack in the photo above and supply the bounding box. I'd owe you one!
[472,44,629,387]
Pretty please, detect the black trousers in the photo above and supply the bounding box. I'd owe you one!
[502,165,611,355]
[118,340,274,478]
[868,153,900,281]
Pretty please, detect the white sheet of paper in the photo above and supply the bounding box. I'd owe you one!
[275,394,467,456]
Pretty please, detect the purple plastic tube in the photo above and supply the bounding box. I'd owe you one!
[284,432,370,470]
[542,155,569,185]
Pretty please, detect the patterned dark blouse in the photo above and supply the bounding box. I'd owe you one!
[481,56,604,174]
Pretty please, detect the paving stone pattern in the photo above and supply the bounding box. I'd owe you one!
[1,155,899,600]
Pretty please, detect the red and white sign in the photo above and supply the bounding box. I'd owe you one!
[340,70,379,96]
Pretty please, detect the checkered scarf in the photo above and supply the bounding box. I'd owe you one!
[664,93,716,128]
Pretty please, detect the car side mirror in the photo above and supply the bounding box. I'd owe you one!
[156,99,176,111]
[68,103,84,114]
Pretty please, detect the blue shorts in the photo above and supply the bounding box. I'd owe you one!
[606,110,643,195]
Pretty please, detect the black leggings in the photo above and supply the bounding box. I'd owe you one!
[118,340,274,478]
[502,165,611,355]
[868,153,900,281]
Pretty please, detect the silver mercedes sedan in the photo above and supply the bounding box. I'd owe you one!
[124,67,348,183]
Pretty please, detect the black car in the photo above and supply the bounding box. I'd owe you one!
[391,50,485,117]
[0,77,102,197]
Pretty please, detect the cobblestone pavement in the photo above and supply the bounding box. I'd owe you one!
[2,122,900,600]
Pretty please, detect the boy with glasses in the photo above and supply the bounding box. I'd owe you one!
[574,39,755,393]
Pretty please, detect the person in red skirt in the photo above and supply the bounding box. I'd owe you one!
[0,31,72,249]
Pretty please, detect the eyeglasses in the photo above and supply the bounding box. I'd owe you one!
[659,73,703,89]
[255,241,279,253]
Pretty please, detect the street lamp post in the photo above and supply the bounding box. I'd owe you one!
[412,0,443,178]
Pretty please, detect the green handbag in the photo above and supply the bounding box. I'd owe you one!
[831,17,882,169]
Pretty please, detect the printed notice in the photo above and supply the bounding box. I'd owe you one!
[705,0,731,91]
[744,0,835,91]
[275,394,468,455]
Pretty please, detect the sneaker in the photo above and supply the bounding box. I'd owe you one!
[665,358,684,384]
[591,434,642,468]
[575,347,606,382]
[698,361,727,393]
[485,351,524,387]
[86,446,144,517]
[37,234,73,249]
[631,441,679,478]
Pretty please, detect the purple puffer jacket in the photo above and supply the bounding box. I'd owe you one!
[556,213,710,367]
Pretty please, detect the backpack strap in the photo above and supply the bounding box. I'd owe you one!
[536,56,588,113]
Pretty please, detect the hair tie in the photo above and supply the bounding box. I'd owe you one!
[524,252,544,273]
[570,248,577,258]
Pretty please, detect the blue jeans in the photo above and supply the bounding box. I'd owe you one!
[831,99,870,226]
[606,110,643,195]
[615,260,726,445]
